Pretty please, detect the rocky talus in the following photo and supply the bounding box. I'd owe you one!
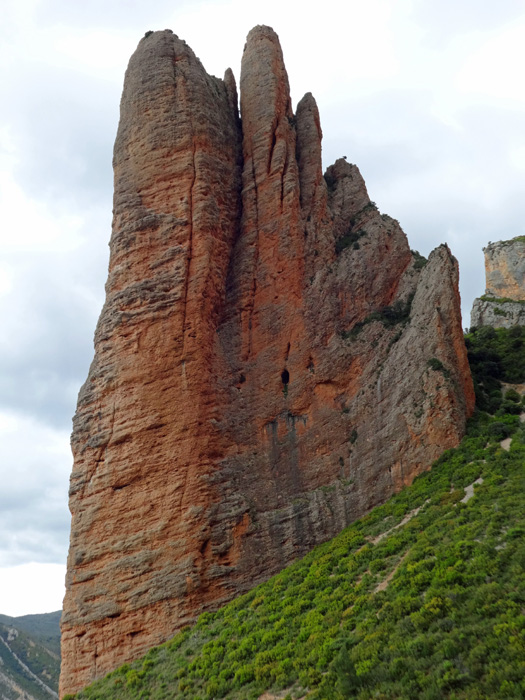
[471,237,525,328]
[60,26,475,697]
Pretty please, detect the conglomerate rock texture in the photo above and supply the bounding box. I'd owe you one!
[60,26,475,697]
[471,237,525,328]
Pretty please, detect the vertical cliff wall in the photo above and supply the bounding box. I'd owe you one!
[60,26,474,697]
[471,237,525,328]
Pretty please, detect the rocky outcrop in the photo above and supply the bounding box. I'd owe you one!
[484,237,525,300]
[60,26,475,697]
[471,298,525,329]
[471,237,525,328]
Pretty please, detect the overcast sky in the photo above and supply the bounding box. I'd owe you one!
[1,0,525,616]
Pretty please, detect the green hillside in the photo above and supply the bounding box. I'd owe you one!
[66,327,525,700]
[466,324,525,411]
[0,610,61,656]
[0,618,60,699]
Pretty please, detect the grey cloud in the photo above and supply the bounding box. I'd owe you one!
[36,0,195,31]
[0,215,109,429]
[321,89,459,189]
[0,419,71,566]
[0,525,70,567]
[0,35,115,433]
[0,282,102,428]
[4,64,117,207]
[412,0,524,44]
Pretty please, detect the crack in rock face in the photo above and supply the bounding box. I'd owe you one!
[60,25,474,697]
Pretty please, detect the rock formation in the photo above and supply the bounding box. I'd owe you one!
[471,237,525,328]
[60,26,475,697]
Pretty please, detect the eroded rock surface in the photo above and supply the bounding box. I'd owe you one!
[60,26,474,697]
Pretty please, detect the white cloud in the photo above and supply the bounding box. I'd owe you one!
[0,171,84,252]
[0,563,65,616]
[456,21,525,103]
[509,144,525,172]
[0,410,71,568]
[47,29,136,80]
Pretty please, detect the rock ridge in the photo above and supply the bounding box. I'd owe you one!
[60,26,474,697]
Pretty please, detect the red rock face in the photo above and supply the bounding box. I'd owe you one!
[60,26,475,697]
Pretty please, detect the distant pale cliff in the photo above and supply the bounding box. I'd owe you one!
[60,26,474,697]
[471,237,525,328]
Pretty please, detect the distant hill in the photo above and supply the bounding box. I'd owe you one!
[0,611,61,657]
[66,328,525,699]
[0,611,60,699]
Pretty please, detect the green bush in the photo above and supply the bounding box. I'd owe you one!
[466,327,525,410]
[411,250,427,269]
[504,388,521,403]
[497,401,522,416]
[487,422,513,440]
[428,357,444,372]
[342,294,414,340]
[335,229,367,254]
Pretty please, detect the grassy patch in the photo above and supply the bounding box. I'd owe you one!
[490,235,525,246]
[479,295,525,305]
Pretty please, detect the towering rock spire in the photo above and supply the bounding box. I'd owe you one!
[60,26,474,697]
[296,92,324,211]
[230,25,304,364]
[60,29,242,696]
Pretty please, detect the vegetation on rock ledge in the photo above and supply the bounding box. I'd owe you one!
[342,294,414,340]
[479,294,525,305]
[335,228,367,254]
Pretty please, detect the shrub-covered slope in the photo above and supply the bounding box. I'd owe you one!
[67,329,525,700]
[0,614,60,699]
[0,610,61,656]
[466,325,525,412]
